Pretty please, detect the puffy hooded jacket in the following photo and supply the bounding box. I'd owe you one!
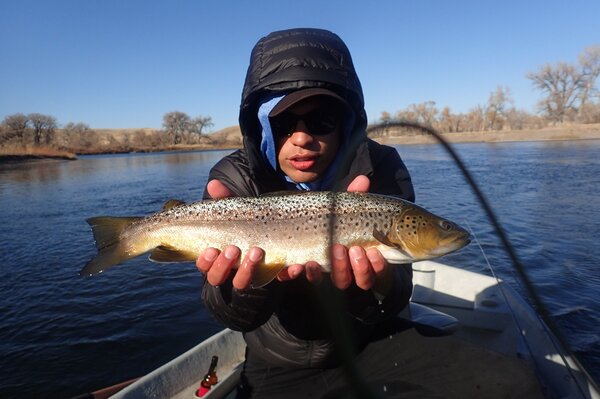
[201,28,415,368]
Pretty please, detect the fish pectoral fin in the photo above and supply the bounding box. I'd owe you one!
[149,245,198,263]
[373,228,412,258]
[251,263,286,288]
[373,228,396,247]
[161,199,186,211]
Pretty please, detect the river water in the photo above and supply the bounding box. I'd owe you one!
[1,140,599,397]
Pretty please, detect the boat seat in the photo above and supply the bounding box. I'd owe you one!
[400,301,460,337]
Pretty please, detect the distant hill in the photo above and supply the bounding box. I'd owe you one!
[209,125,243,146]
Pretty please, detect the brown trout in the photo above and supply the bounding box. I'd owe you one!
[82,191,470,286]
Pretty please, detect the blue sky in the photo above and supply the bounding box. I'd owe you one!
[1,0,599,131]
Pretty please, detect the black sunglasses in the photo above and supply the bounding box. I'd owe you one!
[269,109,342,137]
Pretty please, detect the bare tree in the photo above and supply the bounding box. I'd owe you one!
[465,105,486,132]
[163,111,191,144]
[408,101,438,127]
[379,111,392,124]
[486,86,513,130]
[504,108,528,130]
[62,122,97,149]
[28,113,57,145]
[578,102,600,123]
[578,45,600,110]
[1,113,30,143]
[527,62,585,123]
[63,122,91,134]
[190,116,214,137]
[439,106,461,132]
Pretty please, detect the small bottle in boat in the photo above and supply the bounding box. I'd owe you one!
[195,355,219,397]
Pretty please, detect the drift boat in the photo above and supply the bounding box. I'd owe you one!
[104,260,598,399]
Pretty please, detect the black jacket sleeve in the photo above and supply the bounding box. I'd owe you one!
[201,278,281,331]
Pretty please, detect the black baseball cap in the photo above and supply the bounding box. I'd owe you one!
[269,88,351,117]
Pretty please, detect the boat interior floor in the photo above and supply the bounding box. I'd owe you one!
[327,326,544,399]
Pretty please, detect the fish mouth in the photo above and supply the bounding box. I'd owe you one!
[432,233,471,256]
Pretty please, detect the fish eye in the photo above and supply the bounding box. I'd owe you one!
[440,220,453,231]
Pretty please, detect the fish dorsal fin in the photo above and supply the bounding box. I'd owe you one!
[162,199,186,211]
[87,216,142,250]
[252,263,286,288]
[149,245,197,263]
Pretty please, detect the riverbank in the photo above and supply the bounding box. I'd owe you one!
[3,123,599,163]
[0,146,77,163]
[373,123,600,145]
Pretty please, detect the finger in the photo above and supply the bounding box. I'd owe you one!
[365,247,387,276]
[349,246,375,290]
[277,264,304,281]
[305,261,323,284]
[196,247,220,274]
[366,248,393,296]
[346,175,370,193]
[233,246,264,290]
[207,245,240,286]
[331,244,352,290]
[207,179,234,199]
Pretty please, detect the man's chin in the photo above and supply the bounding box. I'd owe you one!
[286,170,320,184]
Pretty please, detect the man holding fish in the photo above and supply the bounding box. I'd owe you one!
[83,27,469,398]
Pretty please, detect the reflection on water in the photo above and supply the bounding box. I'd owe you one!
[0,150,228,186]
[1,142,599,397]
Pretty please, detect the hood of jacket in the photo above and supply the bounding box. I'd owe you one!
[238,28,370,188]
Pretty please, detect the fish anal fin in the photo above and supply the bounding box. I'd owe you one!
[149,245,198,263]
[251,263,286,288]
[162,199,186,211]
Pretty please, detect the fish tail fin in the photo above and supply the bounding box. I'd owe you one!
[81,216,143,276]
[87,216,141,250]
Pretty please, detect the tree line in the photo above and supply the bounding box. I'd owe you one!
[372,46,600,135]
[0,111,213,153]
[3,46,599,149]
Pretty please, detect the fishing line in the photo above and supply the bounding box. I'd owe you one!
[464,220,579,390]
[374,120,598,393]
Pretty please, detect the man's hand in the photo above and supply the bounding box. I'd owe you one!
[197,245,266,289]
[328,175,392,293]
[276,175,391,293]
[198,180,258,290]
[346,174,370,192]
[206,179,233,199]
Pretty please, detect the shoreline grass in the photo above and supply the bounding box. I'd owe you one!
[0,145,77,162]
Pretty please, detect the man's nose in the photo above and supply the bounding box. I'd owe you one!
[289,120,314,146]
